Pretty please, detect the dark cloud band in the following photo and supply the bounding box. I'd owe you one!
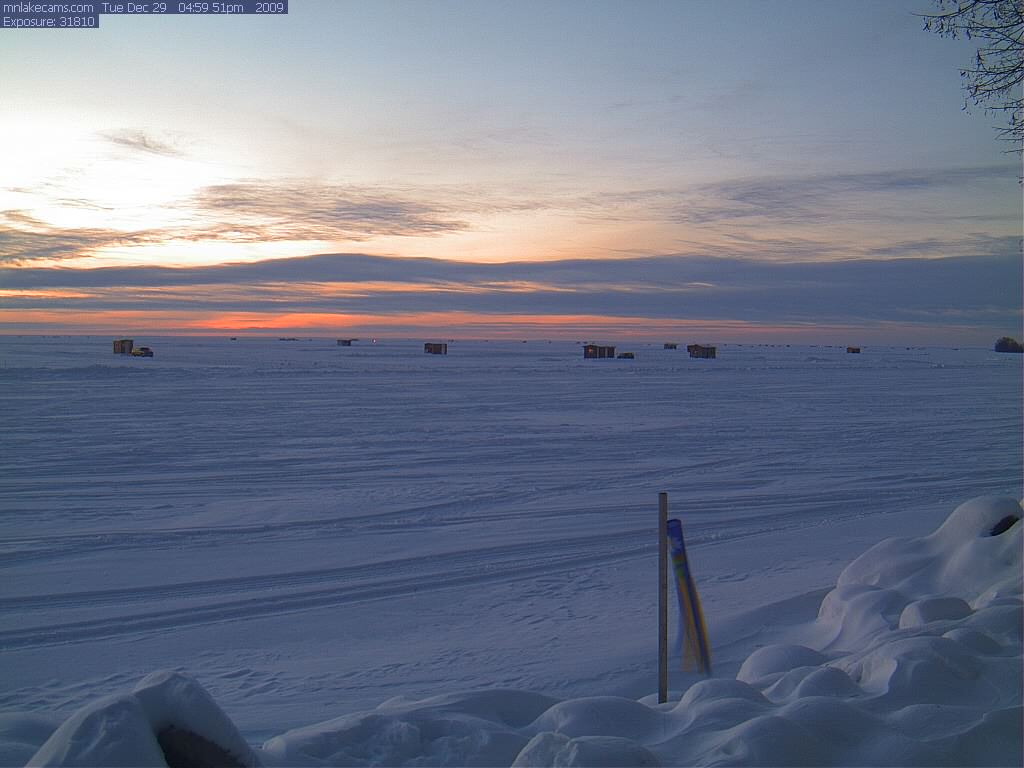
[2,249,1019,330]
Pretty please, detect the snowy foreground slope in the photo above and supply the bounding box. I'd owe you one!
[7,495,1022,767]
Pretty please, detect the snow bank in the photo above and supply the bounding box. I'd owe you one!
[23,672,260,768]
[13,496,1022,767]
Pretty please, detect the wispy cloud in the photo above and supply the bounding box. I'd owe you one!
[650,165,1018,227]
[190,181,468,242]
[100,129,184,158]
[863,234,1021,260]
[0,180,473,264]
[2,159,1017,272]
[0,211,163,264]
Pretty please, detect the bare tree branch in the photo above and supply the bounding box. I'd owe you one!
[920,0,1023,151]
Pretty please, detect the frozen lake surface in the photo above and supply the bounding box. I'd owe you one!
[0,336,1020,746]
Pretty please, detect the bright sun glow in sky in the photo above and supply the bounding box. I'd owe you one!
[0,0,1020,342]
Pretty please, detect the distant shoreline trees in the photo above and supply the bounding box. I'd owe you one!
[994,337,1023,353]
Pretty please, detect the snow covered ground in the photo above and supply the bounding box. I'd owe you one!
[0,336,1020,765]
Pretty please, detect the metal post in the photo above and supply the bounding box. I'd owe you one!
[658,491,668,704]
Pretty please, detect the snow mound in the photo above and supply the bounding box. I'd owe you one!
[0,715,60,768]
[261,690,557,767]
[24,672,260,767]
[16,496,1022,767]
[813,495,1023,652]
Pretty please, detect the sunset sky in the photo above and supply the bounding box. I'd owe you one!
[1,0,1020,342]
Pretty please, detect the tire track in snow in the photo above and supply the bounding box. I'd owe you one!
[1,529,642,612]
[0,477,927,569]
[0,497,650,567]
[0,497,895,650]
[0,532,654,650]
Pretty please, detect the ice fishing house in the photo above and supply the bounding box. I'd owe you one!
[583,345,616,359]
[687,344,717,359]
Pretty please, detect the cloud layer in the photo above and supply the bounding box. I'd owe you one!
[3,161,1017,266]
[2,249,1020,340]
[3,144,1019,342]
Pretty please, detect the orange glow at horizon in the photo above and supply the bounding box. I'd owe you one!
[0,289,96,299]
[0,307,876,342]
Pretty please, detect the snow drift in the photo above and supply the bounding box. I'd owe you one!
[8,495,1021,767]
